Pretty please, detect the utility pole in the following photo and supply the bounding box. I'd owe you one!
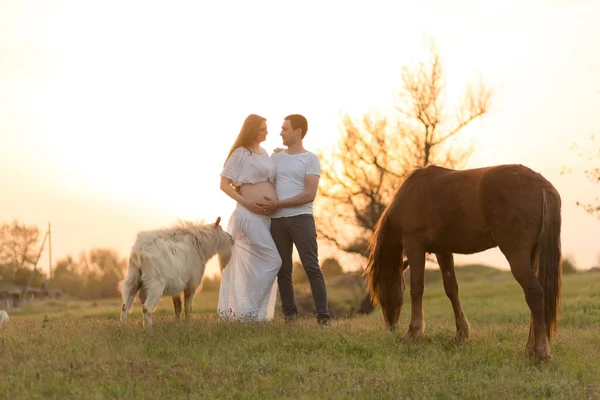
[48,222,52,280]
[20,228,49,301]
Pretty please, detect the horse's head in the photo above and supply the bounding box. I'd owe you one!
[375,259,409,331]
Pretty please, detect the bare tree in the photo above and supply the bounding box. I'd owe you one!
[317,112,399,256]
[0,219,40,268]
[315,40,492,313]
[0,220,43,286]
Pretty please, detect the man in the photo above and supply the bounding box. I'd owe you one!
[260,114,330,325]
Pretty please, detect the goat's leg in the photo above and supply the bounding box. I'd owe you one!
[120,283,140,326]
[138,288,147,304]
[172,295,182,319]
[183,287,196,321]
[142,289,162,329]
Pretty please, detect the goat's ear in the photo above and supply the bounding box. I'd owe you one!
[214,216,221,228]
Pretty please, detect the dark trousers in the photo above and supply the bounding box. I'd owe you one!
[270,214,329,318]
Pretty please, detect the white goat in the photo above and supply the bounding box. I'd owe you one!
[119,217,232,328]
[0,310,8,325]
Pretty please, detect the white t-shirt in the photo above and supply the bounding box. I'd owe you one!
[271,150,320,218]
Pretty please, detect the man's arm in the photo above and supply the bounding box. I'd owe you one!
[279,174,319,208]
[262,174,319,214]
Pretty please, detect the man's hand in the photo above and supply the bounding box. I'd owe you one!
[259,196,279,215]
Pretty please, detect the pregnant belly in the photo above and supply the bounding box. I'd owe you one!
[240,181,277,204]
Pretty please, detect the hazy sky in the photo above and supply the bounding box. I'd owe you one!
[1,0,599,276]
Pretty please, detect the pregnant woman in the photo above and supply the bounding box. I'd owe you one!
[217,114,282,321]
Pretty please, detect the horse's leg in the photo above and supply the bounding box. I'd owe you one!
[172,295,182,319]
[504,249,550,360]
[183,287,196,322]
[402,240,426,342]
[526,321,535,357]
[436,252,470,344]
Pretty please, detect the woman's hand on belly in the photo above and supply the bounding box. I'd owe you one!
[240,198,268,214]
[258,196,279,215]
[240,181,277,215]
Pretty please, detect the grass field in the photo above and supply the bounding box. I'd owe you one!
[1,267,599,399]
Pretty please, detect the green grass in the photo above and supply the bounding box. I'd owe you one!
[1,272,599,399]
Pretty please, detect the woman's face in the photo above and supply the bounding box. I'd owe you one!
[256,120,268,143]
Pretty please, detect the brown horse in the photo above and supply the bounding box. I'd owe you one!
[365,164,562,360]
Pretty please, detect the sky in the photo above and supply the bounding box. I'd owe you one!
[1,0,599,277]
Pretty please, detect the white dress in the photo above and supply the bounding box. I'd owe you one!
[217,146,282,321]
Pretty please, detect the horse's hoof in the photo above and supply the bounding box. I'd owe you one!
[525,346,552,361]
[401,331,423,343]
[531,353,552,362]
[534,348,552,361]
[401,335,421,343]
[454,332,470,345]
[525,343,535,357]
[455,321,470,344]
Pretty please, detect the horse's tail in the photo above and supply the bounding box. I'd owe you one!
[364,205,404,330]
[534,189,562,340]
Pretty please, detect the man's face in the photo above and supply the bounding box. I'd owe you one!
[280,119,298,146]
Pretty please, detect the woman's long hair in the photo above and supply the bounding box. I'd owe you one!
[224,114,266,165]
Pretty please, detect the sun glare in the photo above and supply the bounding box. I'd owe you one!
[1,1,600,269]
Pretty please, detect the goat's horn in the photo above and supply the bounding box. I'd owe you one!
[215,217,221,227]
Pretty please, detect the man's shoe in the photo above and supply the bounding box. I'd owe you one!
[317,315,331,327]
[284,314,298,323]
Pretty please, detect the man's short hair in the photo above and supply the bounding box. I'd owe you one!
[285,114,308,138]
